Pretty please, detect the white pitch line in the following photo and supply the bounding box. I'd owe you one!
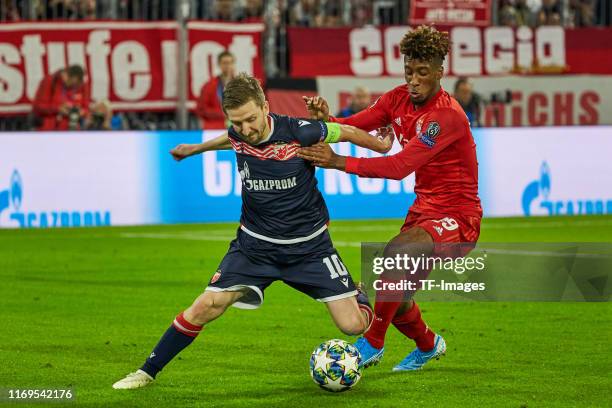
[119,232,362,247]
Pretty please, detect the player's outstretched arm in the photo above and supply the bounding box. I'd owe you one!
[329,123,393,154]
[170,132,231,161]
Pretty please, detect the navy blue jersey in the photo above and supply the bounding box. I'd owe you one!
[227,113,331,242]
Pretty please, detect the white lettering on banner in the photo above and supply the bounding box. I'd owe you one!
[86,30,111,101]
[348,26,565,76]
[350,26,383,76]
[20,35,45,99]
[47,42,66,74]
[324,143,354,194]
[536,26,565,68]
[0,22,263,114]
[452,27,481,75]
[354,147,384,194]
[112,41,151,100]
[191,36,259,96]
[190,41,225,97]
[384,27,405,76]
[199,140,415,197]
[0,45,23,103]
[485,27,514,74]
[162,41,177,99]
[516,26,533,71]
[229,35,257,76]
[203,151,233,196]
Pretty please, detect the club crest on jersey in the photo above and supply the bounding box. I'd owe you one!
[210,270,222,284]
[271,143,289,160]
[418,121,441,148]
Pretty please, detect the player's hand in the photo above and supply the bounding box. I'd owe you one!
[298,142,344,170]
[302,96,330,121]
[375,125,394,154]
[170,144,197,161]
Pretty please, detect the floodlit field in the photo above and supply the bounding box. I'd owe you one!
[1,216,611,407]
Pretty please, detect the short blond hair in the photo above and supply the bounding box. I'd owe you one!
[222,73,265,113]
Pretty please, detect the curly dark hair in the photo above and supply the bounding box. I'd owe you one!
[400,25,450,65]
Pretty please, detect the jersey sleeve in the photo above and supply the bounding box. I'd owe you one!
[329,91,392,131]
[344,109,468,180]
[289,117,329,146]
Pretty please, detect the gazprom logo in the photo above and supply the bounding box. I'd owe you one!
[522,162,612,216]
[0,170,111,228]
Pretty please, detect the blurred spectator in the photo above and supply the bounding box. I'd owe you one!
[32,65,90,131]
[322,0,342,26]
[537,0,561,25]
[206,0,244,21]
[499,0,534,27]
[86,100,126,130]
[1,0,22,20]
[499,0,520,26]
[290,0,322,26]
[515,0,535,26]
[569,0,595,26]
[453,77,481,128]
[336,86,371,118]
[196,51,236,130]
[244,0,264,21]
[351,0,373,26]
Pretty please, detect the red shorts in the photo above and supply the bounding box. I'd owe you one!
[401,211,481,257]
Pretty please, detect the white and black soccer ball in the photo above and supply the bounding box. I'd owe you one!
[309,339,362,392]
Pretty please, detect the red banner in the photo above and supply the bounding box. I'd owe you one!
[0,21,264,115]
[288,26,612,78]
[410,0,491,26]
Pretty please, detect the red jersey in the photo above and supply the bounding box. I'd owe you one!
[32,72,90,131]
[196,76,227,130]
[334,85,482,219]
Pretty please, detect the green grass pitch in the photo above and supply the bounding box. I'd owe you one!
[1,216,610,407]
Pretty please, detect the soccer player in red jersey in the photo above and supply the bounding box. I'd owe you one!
[299,26,482,371]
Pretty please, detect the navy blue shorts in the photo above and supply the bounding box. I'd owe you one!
[205,228,358,309]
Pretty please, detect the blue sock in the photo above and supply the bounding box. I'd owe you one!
[140,313,203,378]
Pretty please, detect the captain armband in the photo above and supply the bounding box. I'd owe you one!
[323,122,341,143]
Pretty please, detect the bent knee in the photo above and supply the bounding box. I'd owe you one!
[337,317,367,336]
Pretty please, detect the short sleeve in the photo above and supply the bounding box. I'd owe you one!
[289,117,328,147]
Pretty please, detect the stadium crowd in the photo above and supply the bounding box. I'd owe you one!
[0,0,610,131]
[3,0,609,26]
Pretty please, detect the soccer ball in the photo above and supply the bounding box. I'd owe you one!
[309,339,362,392]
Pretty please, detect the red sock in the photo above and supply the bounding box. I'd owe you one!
[172,312,204,338]
[364,300,401,349]
[392,302,435,351]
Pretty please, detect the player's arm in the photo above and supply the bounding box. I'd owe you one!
[324,122,392,154]
[299,110,465,179]
[170,132,231,161]
[303,94,390,132]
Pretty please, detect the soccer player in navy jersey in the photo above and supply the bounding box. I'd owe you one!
[112,73,393,389]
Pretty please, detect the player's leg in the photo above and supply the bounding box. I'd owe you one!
[357,226,434,355]
[112,290,243,389]
[113,233,274,389]
[325,291,373,336]
[391,216,474,371]
[280,232,373,335]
